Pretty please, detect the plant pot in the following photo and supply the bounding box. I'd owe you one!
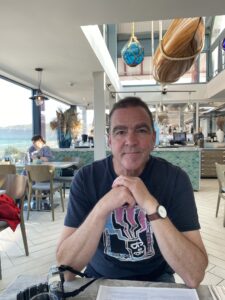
[57,130,72,148]
[216,129,224,143]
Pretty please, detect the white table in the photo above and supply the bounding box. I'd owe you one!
[0,275,214,300]
[0,190,6,195]
[16,161,79,170]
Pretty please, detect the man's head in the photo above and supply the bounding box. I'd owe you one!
[109,97,154,132]
[108,97,156,176]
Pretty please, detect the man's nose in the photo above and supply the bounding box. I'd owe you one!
[125,131,138,144]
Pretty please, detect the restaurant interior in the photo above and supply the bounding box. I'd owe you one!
[0,0,225,298]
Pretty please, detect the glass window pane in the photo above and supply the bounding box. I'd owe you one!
[222,47,225,71]
[211,15,225,45]
[0,78,32,161]
[199,53,207,82]
[42,99,70,148]
[212,46,219,77]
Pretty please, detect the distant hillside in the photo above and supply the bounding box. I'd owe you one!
[0,123,55,141]
[0,125,32,140]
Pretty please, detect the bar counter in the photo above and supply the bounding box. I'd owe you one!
[51,147,200,191]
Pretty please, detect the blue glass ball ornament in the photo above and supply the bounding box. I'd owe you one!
[222,38,225,51]
[121,38,144,67]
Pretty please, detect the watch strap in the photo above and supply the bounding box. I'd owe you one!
[146,212,161,221]
[146,205,167,221]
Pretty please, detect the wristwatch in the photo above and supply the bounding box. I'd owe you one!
[147,205,167,221]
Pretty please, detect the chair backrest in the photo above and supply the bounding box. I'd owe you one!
[25,165,55,182]
[0,173,27,200]
[215,162,225,188]
[0,164,16,175]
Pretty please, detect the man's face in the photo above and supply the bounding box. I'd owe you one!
[108,106,155,176]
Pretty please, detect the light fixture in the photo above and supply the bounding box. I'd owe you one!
[184,92,194,113]
[157,90,167,113]
[29,68,49,106]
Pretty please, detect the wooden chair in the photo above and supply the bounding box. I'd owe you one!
[0,164,16,175]
[55,157,81,197]
[215,162,225,227]
[25,165,64,221]
[0,174,29,279]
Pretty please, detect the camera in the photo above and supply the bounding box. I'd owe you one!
[17,266,64,300]
[17,265,96,300]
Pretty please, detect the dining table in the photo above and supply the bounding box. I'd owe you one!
[0,274,216,300]
[15,161,79,170]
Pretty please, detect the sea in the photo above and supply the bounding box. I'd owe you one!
[0,125,57,159]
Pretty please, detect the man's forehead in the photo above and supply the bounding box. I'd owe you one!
[111,107,150,120]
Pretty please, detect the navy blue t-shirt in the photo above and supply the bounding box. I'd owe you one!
[65,155,200,279]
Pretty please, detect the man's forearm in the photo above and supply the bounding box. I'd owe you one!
[56,201,108,271]
[151,218,208,288]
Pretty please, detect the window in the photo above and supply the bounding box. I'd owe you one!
[0,78,32,161]
[211,46,219,77]
[199,53,207,82]
[211,16,225,45]
[42,98,70,148]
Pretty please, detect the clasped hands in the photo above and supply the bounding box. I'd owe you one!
[100,175,158,216]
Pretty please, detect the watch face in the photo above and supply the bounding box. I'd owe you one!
[158,205,167,218]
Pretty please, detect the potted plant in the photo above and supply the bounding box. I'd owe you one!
[50,106,82,148]
[216,116,225,143]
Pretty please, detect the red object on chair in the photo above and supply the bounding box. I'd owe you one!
[0,194,20,231]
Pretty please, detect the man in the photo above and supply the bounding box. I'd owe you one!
[56,97,208,288]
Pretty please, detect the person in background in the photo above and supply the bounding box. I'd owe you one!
[56,97,208,288]
[28,135,53,162]
[194,128,204,146]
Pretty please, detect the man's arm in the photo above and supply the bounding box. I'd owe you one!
[150,218,207,288]
[56,185,136,279]
[112,175,208,288]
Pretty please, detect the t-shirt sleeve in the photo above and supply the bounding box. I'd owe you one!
[167,168,200,232]
[64,168,93,228]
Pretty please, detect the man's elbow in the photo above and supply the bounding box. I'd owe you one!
[184,257,208,288]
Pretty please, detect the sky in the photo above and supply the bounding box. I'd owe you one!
[0,78,74,127]
[0,78,94,131]
[0,78,33,127]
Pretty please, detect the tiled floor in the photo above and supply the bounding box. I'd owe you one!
[0,179,225,292]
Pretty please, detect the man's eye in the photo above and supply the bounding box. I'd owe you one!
[136,128,149,133]
[114,130,126,136]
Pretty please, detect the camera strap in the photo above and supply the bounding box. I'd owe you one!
[56,264,97,298]
[16,265,98,299]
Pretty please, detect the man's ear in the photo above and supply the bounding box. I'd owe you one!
[150,132,156,151]
[108,134,112,148]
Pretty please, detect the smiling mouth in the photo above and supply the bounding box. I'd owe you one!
[123,152,141,156]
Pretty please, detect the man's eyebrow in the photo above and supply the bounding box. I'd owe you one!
[112,125,127,132]
[112,123,152,132]
[133,123,152,131]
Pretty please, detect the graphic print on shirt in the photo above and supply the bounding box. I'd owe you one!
[103,206,155,261]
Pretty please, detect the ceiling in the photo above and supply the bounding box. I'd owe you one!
[0,0,225,109]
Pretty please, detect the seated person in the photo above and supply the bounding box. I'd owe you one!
[56,97,208,288]
[193,128,204,146]
[28,135,53,162]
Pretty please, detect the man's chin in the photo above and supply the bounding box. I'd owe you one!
[121,161,144,176]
